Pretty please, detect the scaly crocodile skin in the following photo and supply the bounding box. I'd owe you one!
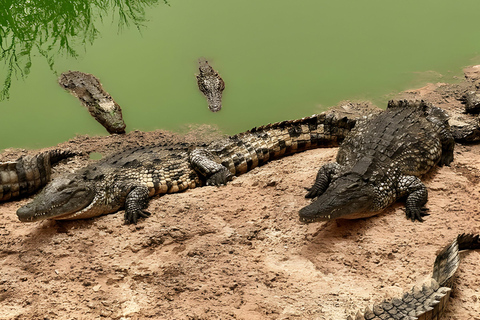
[300,100,455,223]
[0,149,77,201]
[347,234,480,320]
[17,110,356,224]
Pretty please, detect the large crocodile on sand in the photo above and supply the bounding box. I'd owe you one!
[300,100,455,223]
[347,233,480,320]
[0,150,77,202]
[17,111,357,224]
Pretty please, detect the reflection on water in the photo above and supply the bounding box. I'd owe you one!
[0,0,168,100]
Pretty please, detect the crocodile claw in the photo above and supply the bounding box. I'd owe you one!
[405,207,429,222]
[206,168,232,186]
[125,209,151,225]
[305,187,320,198]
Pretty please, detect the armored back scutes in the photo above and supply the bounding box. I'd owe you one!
[300,100,455,223]
[432,233,480,288]
[245,113,354,135]
[347,279,450,320]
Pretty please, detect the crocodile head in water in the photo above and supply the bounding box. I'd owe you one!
[201,81,224,112]
[299,173,376,223]
[196,58,225,112]
[16,172,97,222]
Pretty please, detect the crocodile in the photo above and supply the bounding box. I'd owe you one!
[299,100,455,223]
[0,149,77,202]
[16,111,357,224]
[461,90,480,114]
[58,71,126,134]
[196,58,225,112]
[348,233,480,320]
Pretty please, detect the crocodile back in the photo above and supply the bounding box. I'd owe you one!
[337,104,444,179]
[84,143,201,197]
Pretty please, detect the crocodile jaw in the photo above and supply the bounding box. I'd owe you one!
[299,201,377,223]
[16,176,95,222]
[299,176,375,223]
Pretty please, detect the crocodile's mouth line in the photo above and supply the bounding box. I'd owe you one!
[18,190,95,222]
[299,215,332,223]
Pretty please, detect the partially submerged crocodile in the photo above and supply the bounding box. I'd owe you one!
[0,150,77,202]
[196,58,225,112]
[58,71,126,134]
[348,233,480,320]
[300,100,455,223]
[17,111,357,224]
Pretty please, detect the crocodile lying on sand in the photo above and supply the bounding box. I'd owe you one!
[196,58,225,112]
[16,110,358,224]
[0,150,77,202]
[348,233,480,320]
[300,100,455,223]
[58,71,126,134]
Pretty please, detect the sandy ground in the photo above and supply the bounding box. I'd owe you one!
[1,68,480,320]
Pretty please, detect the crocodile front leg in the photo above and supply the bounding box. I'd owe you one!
[305,162,341,198]
[397,175,429,222]
[189,149,233,186]
[124,185,151,224]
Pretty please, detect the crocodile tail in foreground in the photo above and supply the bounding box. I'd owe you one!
[347,234,480,320]
[432,233,480,288]
[0,149,78,202]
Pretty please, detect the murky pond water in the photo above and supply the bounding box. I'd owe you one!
[1,0,480,151]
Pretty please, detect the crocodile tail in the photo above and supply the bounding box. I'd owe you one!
[45,149,80,166]
[456,233,480,251]
[432,233,480,288]
[246,113,355,139]
[431,235,461,289]
[0,149,79,201]
[346,279,450,320]
[347,234,480,320]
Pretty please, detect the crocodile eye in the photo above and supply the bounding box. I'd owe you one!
[347,183,360,189]
[56,185,70,192]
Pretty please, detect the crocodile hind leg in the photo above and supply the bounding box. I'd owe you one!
[397,175,429,222]
[305,162,341,198]
[427,106,455,166]
[124,185,151,224]
[189,149,233,186]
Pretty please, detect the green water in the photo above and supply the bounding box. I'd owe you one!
[2,0,480,151]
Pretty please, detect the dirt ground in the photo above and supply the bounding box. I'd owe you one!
[1,67,480,320]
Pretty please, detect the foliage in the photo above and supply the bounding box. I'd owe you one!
[0,0,168,101]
